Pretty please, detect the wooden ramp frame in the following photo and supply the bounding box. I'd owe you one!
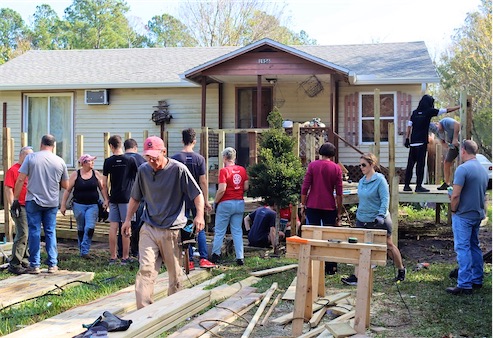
[286,225,387,336]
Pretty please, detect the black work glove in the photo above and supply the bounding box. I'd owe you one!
[10,200,21,218]
[404,138,410,148]
[375,215,385,225]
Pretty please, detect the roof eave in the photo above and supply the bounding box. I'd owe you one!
[0,82,200,91]
[351,76,440,85]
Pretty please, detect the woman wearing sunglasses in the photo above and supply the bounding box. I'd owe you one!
[341,153,406,285]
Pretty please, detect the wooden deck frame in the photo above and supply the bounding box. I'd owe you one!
[286,226,387,336]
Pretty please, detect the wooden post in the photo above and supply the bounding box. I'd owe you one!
[218,131,225,169]
[459,91,467,162]
[293,122,300,157]
[103,132,110,159]
[435,143,443,184]
[21,132,27,148]
[3,127,13,241]
[201,127,209,185]
[391,176,399,245]
[143,130,149,142]
[76,135,84,161]
[248,131,257,165]
[373,89,381,160]
[466,95,473,140]
[292,244,312,337]
[388,122,395,184]
[354,248,372,333]
[124,132,131,141]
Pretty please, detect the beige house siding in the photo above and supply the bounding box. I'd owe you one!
[336,84,423,169]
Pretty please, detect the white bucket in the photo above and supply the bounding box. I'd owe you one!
[282,120,293,128]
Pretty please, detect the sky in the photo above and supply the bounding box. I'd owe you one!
[1,0,482,58]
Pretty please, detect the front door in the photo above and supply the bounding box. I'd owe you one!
[236,87,272,167]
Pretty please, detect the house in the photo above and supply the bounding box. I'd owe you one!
[0,38,439,174]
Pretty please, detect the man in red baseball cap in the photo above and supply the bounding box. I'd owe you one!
[122,136,205,309]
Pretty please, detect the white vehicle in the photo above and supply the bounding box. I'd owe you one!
[476,154,492,188]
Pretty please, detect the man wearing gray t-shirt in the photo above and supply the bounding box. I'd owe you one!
[121,136,205,309]
[13,135,69,274]
[446,140,488,295]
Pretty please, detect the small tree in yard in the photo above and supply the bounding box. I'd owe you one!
[247,108,305,251]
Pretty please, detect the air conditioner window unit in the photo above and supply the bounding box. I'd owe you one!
[85,89,109,105]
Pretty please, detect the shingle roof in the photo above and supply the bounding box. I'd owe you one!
[0,40,438,90]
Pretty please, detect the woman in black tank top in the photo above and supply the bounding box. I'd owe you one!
[60,154,109,258]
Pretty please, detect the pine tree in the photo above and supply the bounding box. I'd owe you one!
[247,108,305,250]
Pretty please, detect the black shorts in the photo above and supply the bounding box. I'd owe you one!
[355,215,392,236]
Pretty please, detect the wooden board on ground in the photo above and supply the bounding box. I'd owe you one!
[111,289,212,338]
[0,270,94,309]
[169,286,262,338]
[282,276,297,300]
[325,322,357,338]
[4,269,211,338]
[250,264,298,277]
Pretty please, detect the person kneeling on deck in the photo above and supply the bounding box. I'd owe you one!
[244,204,284,248]
[121,136,205,309]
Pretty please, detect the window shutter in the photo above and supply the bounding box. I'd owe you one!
[344,92,359,146]
[397,92,412,137]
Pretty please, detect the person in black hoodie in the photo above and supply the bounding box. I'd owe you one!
[403,95,459,192]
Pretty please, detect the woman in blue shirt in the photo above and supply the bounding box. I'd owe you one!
[341,153,406,285]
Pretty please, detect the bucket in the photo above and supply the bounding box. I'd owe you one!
[282,120,293,128]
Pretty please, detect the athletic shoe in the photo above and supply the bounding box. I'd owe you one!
[437,182,449,190]
[210,253,221,264]
[341,274,358,286]
[472,283,483,290]
[27,266,41,274]
[108,259,118,265]
[188,261,195,271]
[415,186,430,193]
[199,258,216,268]
[236,259,245,266]
[403,185,412,192]
[446,286,472,295]
[395,268,406,282]
[48,266,58,274]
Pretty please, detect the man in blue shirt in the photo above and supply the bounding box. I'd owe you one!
[244,205,284,248]
[446,140,488,295]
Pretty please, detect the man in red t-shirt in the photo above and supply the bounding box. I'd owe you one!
[279,204,301,237]
[5,146,33,275]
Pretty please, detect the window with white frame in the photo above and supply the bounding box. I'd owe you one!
[360,92,396,143]
[24,93,74,165]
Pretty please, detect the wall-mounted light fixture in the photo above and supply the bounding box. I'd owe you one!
[265,78,277,85]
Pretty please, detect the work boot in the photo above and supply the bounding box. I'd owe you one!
[395,268,406,282]
[446,286,472,295]
[341,274,358,286]
[8,265,27,275]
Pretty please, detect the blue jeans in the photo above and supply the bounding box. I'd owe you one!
[212,200,245,259]
[187,208,208,261]
[26,201,58,268]
[452,214,483,289]
[73,202,99,256]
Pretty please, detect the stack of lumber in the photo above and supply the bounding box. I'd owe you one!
[52,214,111,242]
[0,241,12,265]
[4,269,211,338]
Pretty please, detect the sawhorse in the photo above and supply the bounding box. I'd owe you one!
[286,225,388,336]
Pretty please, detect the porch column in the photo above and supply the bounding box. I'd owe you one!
[201,76,207,127]
[256,75,262,127]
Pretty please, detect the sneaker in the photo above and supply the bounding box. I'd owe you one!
[341,274,358,286]
[81,254,92,260]
[403,185,412,192]
[415,186,430,193]
[437,182,449,190]
[120,258,136,266]
[109,259,118,265]
[8,265,27,275]
[188,261,195,271]
[27,266,41,274]
[236,259,245,266]
[446,286,472,295]
[48,266,58,274]
[472,283,483,290]
[210,253,221,264]
[199,258,216,268]
[395,268,406,282]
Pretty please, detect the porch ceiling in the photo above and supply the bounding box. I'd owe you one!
[191,74,338,85]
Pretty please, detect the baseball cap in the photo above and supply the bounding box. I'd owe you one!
[143,136,165,157]
[78,154,96,165]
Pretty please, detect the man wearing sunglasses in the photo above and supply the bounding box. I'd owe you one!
[121,136,205,309]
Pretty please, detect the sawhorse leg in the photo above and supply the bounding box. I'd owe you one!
[354,247,372,333]
[292,244,312,336]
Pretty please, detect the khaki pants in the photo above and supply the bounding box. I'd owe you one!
[135,223,183,309]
